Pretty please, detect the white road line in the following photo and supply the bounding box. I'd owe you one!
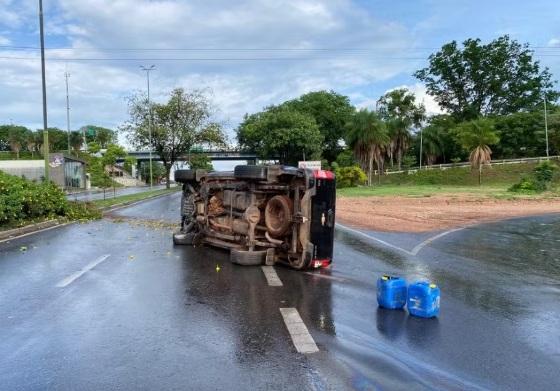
[336,223,414,255]
[279,307,319,354]
[56,254,111,288]
[0,222,73,245]
[410,227,466,255]
[261,266,283,286]
[337,222,468,256]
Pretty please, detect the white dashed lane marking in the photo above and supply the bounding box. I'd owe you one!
[262,266,283,286]
[279,307,319,354]
[56,254,111,288]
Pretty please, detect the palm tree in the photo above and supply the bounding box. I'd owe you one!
[377,88,425,170]
[26,132,37,158]
[7,127,28,159]
[454,118,500,185]
[345,109,389,185]
[421,125,445,165]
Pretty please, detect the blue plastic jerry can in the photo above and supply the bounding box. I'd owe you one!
[377,275,407,309]
[407,282,440,318]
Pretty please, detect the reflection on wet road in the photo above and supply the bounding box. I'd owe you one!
[0,193,558,390]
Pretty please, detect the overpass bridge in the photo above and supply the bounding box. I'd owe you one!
[119,149,260,165]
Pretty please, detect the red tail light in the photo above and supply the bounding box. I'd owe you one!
[312,259,332,268]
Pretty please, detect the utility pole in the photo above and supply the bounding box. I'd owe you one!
[39,0,49,181]
[419,129,423,169]
[544,93,550,158]
[65,67,71,155]
[140,65,156,189]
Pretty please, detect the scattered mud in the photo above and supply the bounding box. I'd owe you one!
[337,194,560,232]
[106,215,177,231]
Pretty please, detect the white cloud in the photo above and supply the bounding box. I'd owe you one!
[0,34,10,45]
[352,83,443,116]
[0,0,418,141]
[548,38,560,47]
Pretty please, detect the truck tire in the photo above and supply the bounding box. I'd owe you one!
[234,165,268,181]
[173,232,196,245]
[174,169,197,183]
[265,195,293,237]
[230,249,267,266]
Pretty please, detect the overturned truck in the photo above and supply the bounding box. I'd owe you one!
[173,165,335,270]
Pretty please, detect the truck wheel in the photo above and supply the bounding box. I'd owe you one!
[174,169,196,183]
[230,249,267,266]
[173,232,196,245]
[265,195,293,237]
[234,165,268,181]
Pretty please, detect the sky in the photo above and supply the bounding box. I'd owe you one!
[0,0,559,145]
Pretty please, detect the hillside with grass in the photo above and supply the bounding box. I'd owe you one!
[338,161,560,197]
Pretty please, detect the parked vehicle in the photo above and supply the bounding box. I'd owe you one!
[173,165,336,269]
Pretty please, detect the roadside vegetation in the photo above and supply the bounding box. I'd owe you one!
[0,171,100,229]
[232,35,559,195]
[337,162,560,197]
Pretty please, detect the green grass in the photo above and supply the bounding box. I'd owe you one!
[93,188,180,208]
[337,184,510,197]
[338,162,560,198]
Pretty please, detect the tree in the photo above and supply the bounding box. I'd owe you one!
[82,125,115,148]
[43,127,69,152]
[101,144,127,192]
[124,88,225,189]
[7,126,29,159]
[88,142,101,154]
[188,153,213,170]
[69,131,83,156]
[415,35,559,121]
[282,91,354,162]
[377,88,425,169]
[140,161,166,184]
[454,118,500,184]
[237,106,323,166]
[0,125,11,151]
[123,156,137,175]
[345,109,389,185]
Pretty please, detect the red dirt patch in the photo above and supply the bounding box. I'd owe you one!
[336,195,560,232]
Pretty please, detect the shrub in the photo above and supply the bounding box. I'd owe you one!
[508,176,542,193]
[65,201,102,221]
[509,161,558,193]
[534,161,557,184]
[0,171,101,226]
[336,165,367,188]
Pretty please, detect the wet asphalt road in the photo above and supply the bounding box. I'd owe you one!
[1,192,559,390]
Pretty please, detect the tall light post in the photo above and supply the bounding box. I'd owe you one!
[65,67,71,154]
[39,0,49,181]
[140,65,156,189]
[419,128,423,169]
[544,93,550,158]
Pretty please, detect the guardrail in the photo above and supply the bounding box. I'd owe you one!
[376,155,560,175]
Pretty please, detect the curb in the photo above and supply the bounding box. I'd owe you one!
[101,190,180,214]
[0,220,73,243]
[0,190,180,244]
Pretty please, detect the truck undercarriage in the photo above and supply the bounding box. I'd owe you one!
[173,165,336,270]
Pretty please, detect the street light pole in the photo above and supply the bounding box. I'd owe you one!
[65,68,71,155]
[39,0,49,181]
[419,129,423,169]
[544,93,550,158]
[140,65,156,189]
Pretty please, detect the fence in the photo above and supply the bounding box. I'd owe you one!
[376,155,560,176]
